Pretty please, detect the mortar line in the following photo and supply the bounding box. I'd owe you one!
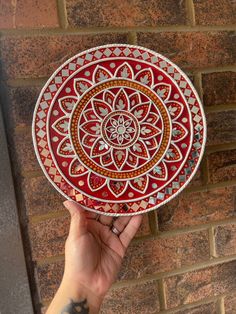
[1,24,236,37]
[217,296,225,314]
[185,0,196,26]
[56,0,68,29]
[200,155,209,185]
[204,104,236,113]
[208,226,217,258]
[205,142,236,154]
[158,279,167,310]
[193,72,203,101]
[127,31,137,45]
[2,66,235,87]
[148,210,159,235]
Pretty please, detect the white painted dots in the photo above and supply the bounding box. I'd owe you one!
[65,87,71,93]
[110,63,116,68]
[174,94,180,99]
[158,75,163,81]
[152,183,158,189]
[128,192,134,198]
[182,117,187,123]
[85,71,90,77]
[135,64,141,70]
[78,180,84,186]
[52,136,59,142]
[53,110,59,116]
[62,161,68,167]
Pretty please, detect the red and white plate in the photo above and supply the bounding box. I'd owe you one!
[32,44,206,216]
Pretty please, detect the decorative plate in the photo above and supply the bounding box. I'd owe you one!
[32,44,206,216]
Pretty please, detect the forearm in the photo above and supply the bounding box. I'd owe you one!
[46,278,103,314]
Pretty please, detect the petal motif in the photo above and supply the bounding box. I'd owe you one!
[113,88,130,111]
[92,99,112,119]
[100,152,113,166]
[130,139,150,160]
[135,68,154,87]
[149,161,168,181]
[165,101,184,120]
[74,78,92,97]
[114,62,134,79]
[112,148,128,170]
[69,158,88,177]
[91,137,110,157]
[130,102,151,122]
[153,83,171,101]
[103,90,115,106]
[129,175,149,194]
[164,143,182,162]
[57,137,75,158]
[59,96,78,114]
[83,109,99,121]
[139,123,162,139]
[129,92,142,108]
[82,134,97,148]
[144,137,158,150]
[126,151,139,168]
[52,117,69,135]
[88,172,107,191]
[145,112,160,124]
[80,120,101,136]
[172,122,188,142]
[108,180,128,198]
[92,65,112,83]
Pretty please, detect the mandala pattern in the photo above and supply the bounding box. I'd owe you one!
[32,44,206,216]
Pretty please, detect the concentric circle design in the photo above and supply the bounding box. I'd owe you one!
[32,44,206,216]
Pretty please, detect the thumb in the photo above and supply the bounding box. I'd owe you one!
[64,200,88,239]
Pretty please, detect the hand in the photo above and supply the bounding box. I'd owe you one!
[46,200,143,314]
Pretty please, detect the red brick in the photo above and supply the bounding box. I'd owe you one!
[118,231,209,280]
[9,128,41,175]
[100,280,160,313]
[225,293,236,313]
[206,111,236,146]
[137,31,235,70]
[29,215,69,260]
[208,149,236,184]
[5,85,42,129]
[0,33,128,79]
[66,0,186,27]
[37,260,64,300]
[187,167,202,188]
[157,187,236,231]
[215,224,236,257]
[22,176,65,216]
[194,0,236,25]
[202,72,236,107]
[164,260,236,308]
[0,0,59,29]
[174,301,217,314]
[135,213,150,237]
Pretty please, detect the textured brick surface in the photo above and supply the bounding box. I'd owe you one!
[5,85,42,129]
[137,31,235,70]
[118,231,209,280]
[164,260,236,308]
[0,0,59,29]
[9,128,40,175]
[0,33,128,79]
[215,224,236,257]
[66,0,186,27]
[100,280,160,314]
[157,187,236,231]
[225,293,236,313]
[208,149,236,184]
[135,214,150,237]
[174,302,217,314]
[206,111,236,146]
[37,260,64,300]
[202,72,236,106]
[30,216,69,260]
[22,176,65,216]
[194,0,236,25]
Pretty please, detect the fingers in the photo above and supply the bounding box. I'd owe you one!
[64,201,88,239]
[119,215,143,249]
[99,215,113,226]
[112,216,131,233]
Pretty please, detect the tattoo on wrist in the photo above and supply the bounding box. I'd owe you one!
[61,299,89,314]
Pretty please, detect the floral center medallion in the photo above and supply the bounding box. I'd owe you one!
[32,44,206,216]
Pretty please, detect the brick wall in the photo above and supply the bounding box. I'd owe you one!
[0,1,235,313]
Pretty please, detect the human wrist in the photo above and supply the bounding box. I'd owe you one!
[59,277,103,313]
